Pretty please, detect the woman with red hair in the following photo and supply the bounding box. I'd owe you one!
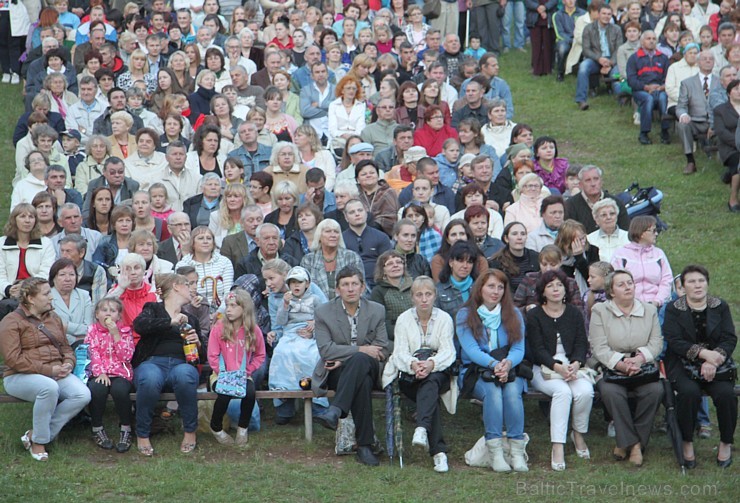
[328,74,367,155]
[413,105,458,157]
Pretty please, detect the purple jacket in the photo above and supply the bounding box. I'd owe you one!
[610,242,673,306]
[533,157,569,193]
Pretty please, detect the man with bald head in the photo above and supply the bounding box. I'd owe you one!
[229,65,266,110]
[676,50,719,174]
[439,34,464,79]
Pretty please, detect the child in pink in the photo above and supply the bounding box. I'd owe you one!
[84,297,135,453]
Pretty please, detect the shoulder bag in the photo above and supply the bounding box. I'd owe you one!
[682,357,737,383]
[214,346,250,398]
[422,0,441,20]
[604,361,659,388]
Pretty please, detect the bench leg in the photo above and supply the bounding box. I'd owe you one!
[304,398,313,442]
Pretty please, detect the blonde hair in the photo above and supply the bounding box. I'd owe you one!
[261,258,291,276]
[218,183,251,229]
[219,288,257,349]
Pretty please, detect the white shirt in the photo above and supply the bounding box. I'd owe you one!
[159,164,203,212]
[124,151,169,191]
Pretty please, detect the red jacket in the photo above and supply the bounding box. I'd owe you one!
[413,123,459,157]
[120,285,158,345]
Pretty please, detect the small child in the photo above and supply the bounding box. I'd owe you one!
[148,183,174,221]
[582,261,614,325]
[463,36,486,60]
[562,164,583,200]
[84,298,135,452]
[375,24,393,54]
[699,25,714,51]
[451,153,476,194]
[207,289,266,446]
[61,130,84,182]
[435,138,461,188]
[127,87,162,132]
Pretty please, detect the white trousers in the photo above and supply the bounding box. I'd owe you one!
[531,365,594,444]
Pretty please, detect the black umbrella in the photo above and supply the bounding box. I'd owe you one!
[660,361,686,474]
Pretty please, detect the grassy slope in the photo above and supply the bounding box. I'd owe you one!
[0,51,738,501]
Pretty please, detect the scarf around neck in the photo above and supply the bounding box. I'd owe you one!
[450,275,473,301]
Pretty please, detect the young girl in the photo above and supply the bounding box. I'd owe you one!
[581,261,614,327]
[85,298,135,453]
[403,204,442,263]
[399,176,451,231]
[148,183,175,221]
[699,25,714,51]
[223,157,245,186]
[435,138,461,188]
[207,289,266,446]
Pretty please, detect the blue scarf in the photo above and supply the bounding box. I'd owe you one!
[477,304,502,333]
[450,275,473,302]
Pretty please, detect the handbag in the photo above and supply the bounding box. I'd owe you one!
[422,0,441,20]
[682,357,737,382]
[214,347,250,398]
[604,362,659,388]
[399,347,437,383]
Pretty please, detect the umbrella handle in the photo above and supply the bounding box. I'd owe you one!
[659,360,667,379]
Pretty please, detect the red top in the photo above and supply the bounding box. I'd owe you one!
[17,247,30,280]
[269,36,294,50]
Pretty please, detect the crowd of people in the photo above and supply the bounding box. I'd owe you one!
[0,0,736,473]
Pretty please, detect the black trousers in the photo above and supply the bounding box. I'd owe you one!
[327,352,379,447]
[399,372,450,456]
[0,12,22,74]
[88,377,133,427]
[673,371,737,444]
[210,379,257,431]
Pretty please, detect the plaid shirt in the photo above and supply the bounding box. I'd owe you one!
[300,248,364,300]
[418,228,442,263]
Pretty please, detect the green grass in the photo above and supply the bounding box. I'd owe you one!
[1,50,739,501]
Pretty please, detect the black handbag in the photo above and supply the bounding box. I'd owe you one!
[604,362,660,387]
[682,357,737,382]
[399,347,436,383]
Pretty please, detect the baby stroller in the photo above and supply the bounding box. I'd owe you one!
[614,182,668,233]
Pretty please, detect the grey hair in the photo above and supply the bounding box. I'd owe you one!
[268,141,301,167]
[256,222,280,238]
[60,202,81,215]
[44,164,66,179]
[488,98,507,110]
[592,198,619,220]
[58,233,88,252]
[577,165,603,180]
[311,218,345,251]
[333,179,360,197]
[200,172,222,189]
[640,30,656,42]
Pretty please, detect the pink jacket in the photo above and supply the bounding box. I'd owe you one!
[207,322,265,376]
[610,242,673,306]
[534,157,569,193]
[84,322,135,381]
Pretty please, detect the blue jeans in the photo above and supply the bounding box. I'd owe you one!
[697,396,710,426]
[555,41,572,76]
[575,59,619,103]
[134,356,199,438]
[3,373,91,444]
[502,2,526,49]
[466,373,525,440]
[633,89,669,133]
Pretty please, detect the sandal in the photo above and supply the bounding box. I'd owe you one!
[29,449,49,462]
[180,442,197,454]
[137,444,154,457]
[21,430,32,451]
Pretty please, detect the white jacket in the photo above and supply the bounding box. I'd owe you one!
[10,174,46,210]
[10,2,31,37]
[0,236,55,298]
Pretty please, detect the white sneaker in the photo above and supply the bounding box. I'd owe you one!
[412,426,429,449]
[433,452,448,473]
[1,73,10,84]
[607,421,616,438]
[10,73,20,85]
[633,112,640,126]
[210,427,234,445]
[235,427,249,446]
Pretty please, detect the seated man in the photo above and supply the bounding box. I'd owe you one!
[575,3,623,111]
[158,212,191,264]
[82,157,140,218]
[228,122,272,178]
[235,223,296,290]
[553,0,585,82]
[51,203,103,259]
[676,50,718,175]
[451,75,490,129]
[312,266,389,467]
[375,125,414,173]
[361,97,398,151]
[300,168,336,214]
[564,165,630,234]
[626,30,672,145]
[45,164,83,209]
[58,233,107,305]
[220,205,263,269]
[342,199,391,290]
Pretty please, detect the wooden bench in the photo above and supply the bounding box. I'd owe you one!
[2,386,738,442]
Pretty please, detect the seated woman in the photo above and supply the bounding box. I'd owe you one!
[128,230,174,288]
[0,278,91,461]
[456,269,529,473]
[282,202,323,266]
[328,75,367,155]
[108,111,137,160]
[175,226,234,311]
[75,135,112,196]
[107,253,158,345]
[663,264,737,468]
[300,219,364,300]
[532,136,569,194]
[589,269,664,466]
[509,159,548,202]
[464,205,505,258]
[132,273,202,456]
[264,180,300,239]
[555,219,600,295]
[264,142,309,195]
[11,151,50,210]
[86,187,114,235]
[504,173,546,234]
[209,183,249,249]
[451,183,505,240]
[50,258,93,347]
[185,124,227,178]
[482,98,517,159]
[32,191,61,238]
[123,129,168,190]
[413,105,458,157]
[610,216,673,309]
[526,270,593,471]
[370,251,413,345]
[435,241,482,318]
[392,218,432,279]
[430,219,488,282]
[458,118,501,178]
[0,204,56,307]
[514,244,584,311]
[401,203,441,263]
[488,222,540,294]
[382,275,457,473]
[587,199,630,262]
[93,205,136,284]
[394,80,422,128]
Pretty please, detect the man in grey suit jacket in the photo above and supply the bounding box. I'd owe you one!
[220,205,263,269]
[677,50,719,174]
[82,157,140,218]
[575,4,623,110]
[312,266,389,466]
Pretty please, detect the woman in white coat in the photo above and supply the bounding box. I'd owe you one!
[382,275,457,473]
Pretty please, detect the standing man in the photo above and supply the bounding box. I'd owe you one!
[554,0,586,82]
[312,266,389,467]
[342,200,392,289]
[626,31,671,145]
[575,4,623,111]
[470,0,504,56]
[431,2,458,43]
